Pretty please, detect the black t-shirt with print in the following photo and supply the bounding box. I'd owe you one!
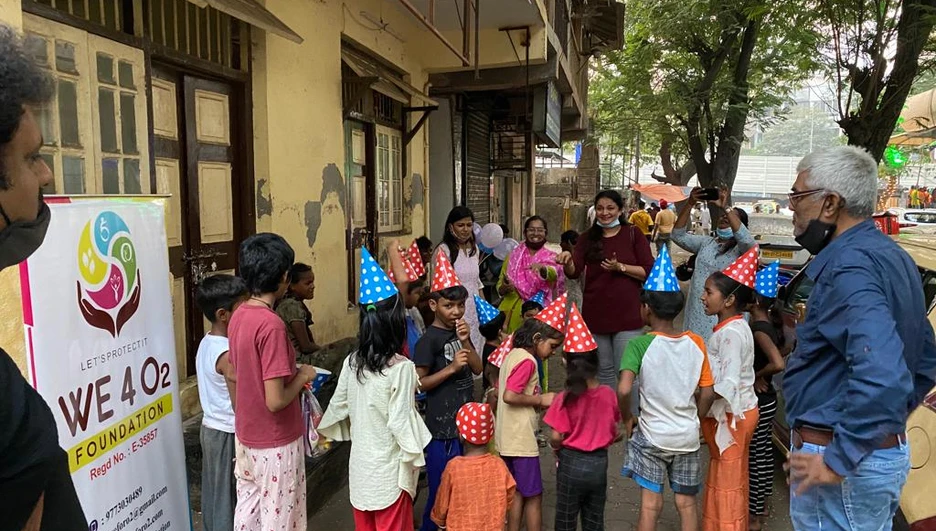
[414,325,474,439]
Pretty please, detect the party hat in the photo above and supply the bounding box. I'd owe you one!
[474,294,501,326]
[528,290,547,307]
[456,402,495,445]
[754,261,780,298]
[431,251,462,292]
[487,334,513,368]
[722,246,759,289]
[564,303,598,353]
[387,252,418,284]
[643,245,680,292]
[359,246,399,305]
[534,292,568,333]
[407,240,426,278]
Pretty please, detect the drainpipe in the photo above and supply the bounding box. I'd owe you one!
[423,80,432,234]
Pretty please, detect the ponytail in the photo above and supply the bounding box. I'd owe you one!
[354,293,406,382]
[562,350,599,407]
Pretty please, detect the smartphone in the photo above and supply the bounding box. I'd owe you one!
[699,188,720,201]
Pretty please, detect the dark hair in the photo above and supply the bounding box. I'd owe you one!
[560,230,579,245]
[428,285,468,302]
[638,200,646,209]
[708,271,754,309]
[196,274,247,323]
[562,350,599,407]
[441,206,476,265]
[354,294,406,382]
[524,215,548,233]
[639,290,686,321]
[734,207,750,228]
[512,318,564,349]
[753,293,786,349]
[585,190,625,263]
[406,277,426,293]
[415,236,433,252]
[238,233,295,295]
[0,26,54,187]
[479,311,506,341]
[499,223,510,236]
[288,263,312,284]
[521,300,543,315]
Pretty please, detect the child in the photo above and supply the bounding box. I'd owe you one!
[748,262,785,531]
[522,293,547,392]
[476,294,507,392]
[414,251,483,531]
[544,304,621,531]
[430,403,517,531]
[403,278,428,358]
[699,247,760,531]
[619,246,716,531]
[275,262,320,365]
[497,293,567,531]
[560,231,583,310]
[521,298,544,321]
[228,233,317,531]
[318,243,432,530]
[195,274,248,531]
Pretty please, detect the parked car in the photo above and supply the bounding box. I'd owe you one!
[887,208,936,234]
[756,235,810,271]
[772,234,936,531]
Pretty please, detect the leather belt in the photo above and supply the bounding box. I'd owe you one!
[792,426,906,450]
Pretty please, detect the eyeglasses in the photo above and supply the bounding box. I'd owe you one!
[787,189,826,206]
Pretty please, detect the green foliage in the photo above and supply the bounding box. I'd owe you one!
[747,106,846,157]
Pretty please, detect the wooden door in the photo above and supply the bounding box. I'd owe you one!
[344,119,376,303]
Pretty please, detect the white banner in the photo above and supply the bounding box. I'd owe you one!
[21,199,190,531]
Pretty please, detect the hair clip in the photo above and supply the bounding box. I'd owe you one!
[365,304,377,312]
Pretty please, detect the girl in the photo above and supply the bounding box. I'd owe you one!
[748,263,785,531]
[275,263,319,364]
[318,241,432,530]
[435,206,486,352]
[496,296,566,531]
[544,306,620,531]
[699,248,760,531]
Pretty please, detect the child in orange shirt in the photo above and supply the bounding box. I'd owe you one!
[431,403,517,531]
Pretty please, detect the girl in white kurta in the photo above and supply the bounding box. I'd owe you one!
[318,243,432,530]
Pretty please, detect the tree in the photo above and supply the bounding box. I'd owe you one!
[817,0,936,162]
[589,0,820,191]
[748,105,845,157]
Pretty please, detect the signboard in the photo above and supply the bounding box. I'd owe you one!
[20,198,190,531]
[533,81,562,148]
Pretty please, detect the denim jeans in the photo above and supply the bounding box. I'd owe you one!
[789,439,910,531]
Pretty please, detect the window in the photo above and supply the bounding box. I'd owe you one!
[376,125,403,232]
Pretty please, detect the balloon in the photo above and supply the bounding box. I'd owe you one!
[472,222,482,238]
[478,243,493,254]
[479,223,504,249]
[493,238,520,260]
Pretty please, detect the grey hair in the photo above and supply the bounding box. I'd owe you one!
[796,146,879,218]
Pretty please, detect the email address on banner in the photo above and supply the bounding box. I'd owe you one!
[68,393,173,471]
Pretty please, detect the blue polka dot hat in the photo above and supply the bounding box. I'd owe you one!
[643,244,680,292]
[474,294,501,326]
[755,260,780,299]
[358,246,399,305]
[528,290,547,306]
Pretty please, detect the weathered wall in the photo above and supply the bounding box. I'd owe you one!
[0,0,22,29]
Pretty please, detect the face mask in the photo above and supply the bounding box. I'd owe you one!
[597,218,621,229]
[0,202,51,270]
[795,219,836,255]
[716,227,734,240]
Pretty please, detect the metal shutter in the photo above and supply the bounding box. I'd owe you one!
[465,109,491,223]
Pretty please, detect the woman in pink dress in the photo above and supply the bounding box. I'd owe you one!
[434,206,486,352]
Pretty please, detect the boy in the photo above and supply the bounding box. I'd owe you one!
[195,274,247,531]
[275,263,320,365]
[618,248,715,531]
[476,294,507,393]
[431,403,516,531]
[415,252,483,531]
[403,278,428,358]
[521,300,543,321]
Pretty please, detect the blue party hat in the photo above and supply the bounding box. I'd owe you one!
[755,261,780,298]
[529,290,547,306]
[643,245,680,292]
[358,247,399,305]
[474,294,501,326]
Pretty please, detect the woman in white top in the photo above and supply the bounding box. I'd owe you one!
[318,241,432,528]
[699,265,759,531]
[434,206,486,351]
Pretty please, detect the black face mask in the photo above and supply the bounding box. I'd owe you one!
[795,218,836,256]
[0,201,51,270]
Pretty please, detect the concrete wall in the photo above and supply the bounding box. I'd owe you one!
[429,98,455,244]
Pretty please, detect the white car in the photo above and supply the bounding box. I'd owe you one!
[887,208,936,233]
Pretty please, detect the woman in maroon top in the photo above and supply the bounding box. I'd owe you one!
[556,190,654,388]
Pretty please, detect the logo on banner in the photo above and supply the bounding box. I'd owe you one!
[76,211,141,337]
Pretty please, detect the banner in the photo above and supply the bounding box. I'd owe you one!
[20,198,190,531]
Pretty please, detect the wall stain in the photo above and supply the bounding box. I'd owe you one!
[304,201,323,248]
[303,164,346,249]
[322,163,346,211]
[409,173,424,207]
[256,178,272,218]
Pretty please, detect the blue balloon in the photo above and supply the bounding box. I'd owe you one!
[478,243,493,254]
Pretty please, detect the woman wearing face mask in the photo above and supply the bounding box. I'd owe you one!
[556,190,655,389]
[497,216,565,333]
[434,206,486,352]
[671,188,756,343]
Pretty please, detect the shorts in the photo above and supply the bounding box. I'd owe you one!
[502,455,543,498]
[622,428,700,495]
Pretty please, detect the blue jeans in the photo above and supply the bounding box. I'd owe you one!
[420,438,463,531]
[790,439,910,531]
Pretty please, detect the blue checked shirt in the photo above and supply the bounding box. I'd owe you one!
[783,219,936,476]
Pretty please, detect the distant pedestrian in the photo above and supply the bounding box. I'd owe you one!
[652,199,677,255]
[275,262,320,364]
[629,200,654,241]
[545,307,621,531]
[784,147,936,530]
[195,274,247,531]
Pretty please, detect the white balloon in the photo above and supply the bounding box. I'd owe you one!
[494,238,520,260]
[479,223,504,249]
[473,222,482,237]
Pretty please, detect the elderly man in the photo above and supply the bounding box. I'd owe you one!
[0,24,87,531]
[784,146,936,530]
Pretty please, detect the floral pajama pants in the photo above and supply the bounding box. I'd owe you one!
[234,436,307,531]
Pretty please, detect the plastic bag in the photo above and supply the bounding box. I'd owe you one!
[300,387,325,458]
